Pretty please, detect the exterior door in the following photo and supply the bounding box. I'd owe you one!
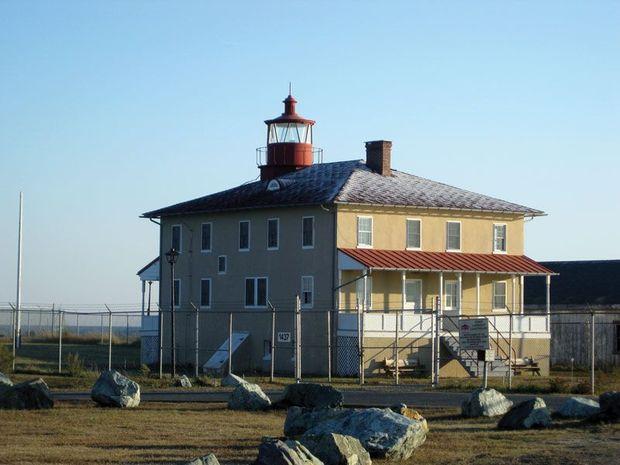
[404,279,422,309]
[443,280,460,331]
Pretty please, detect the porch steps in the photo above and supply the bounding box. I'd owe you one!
[441,335,509,378]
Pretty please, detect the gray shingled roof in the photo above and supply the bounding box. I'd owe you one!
[142,160,543,218]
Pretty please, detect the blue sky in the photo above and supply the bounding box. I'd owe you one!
[0,1,618,304]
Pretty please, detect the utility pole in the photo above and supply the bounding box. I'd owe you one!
[15,192,23,348]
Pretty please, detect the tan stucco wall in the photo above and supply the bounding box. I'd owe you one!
[336,205,524,255]
[339,270,524,314]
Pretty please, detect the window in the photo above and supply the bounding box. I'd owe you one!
[446,221,461,251]
[245,277,268,308]
[357,216,373,248]
[444,280,459,310]
[200,279,211,308]
[173,279,181,307]
[493,224,507,253]
[493,281,507,310]
[201,223,212,252]
[267,218,279,250]
[406,219,421,250]
[218,255,227,274]
[239,221,250,251]
[356,277,372,309]
[171,225,182,252]
[302,216,314,249]
[405,279,422,309]
[301,276,314,308]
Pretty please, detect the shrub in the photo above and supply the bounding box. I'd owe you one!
[0,345,13,373]
[138,364,151,377]
[66,352,85,377]
[549,377,571,393]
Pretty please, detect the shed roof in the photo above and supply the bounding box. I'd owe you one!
[339,248,554,275]
[142,160,544,218]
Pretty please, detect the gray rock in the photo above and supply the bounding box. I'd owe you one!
[0,378,53,410]
[461,388,513,418]
[0,372,13,387]
[182,453,220,465]
[299,408,426,460]
[175,375,192,388]
[256,438,323,465]
[301,433,371,465]
[91,370,140,408]
[598,391,620,422]
[228,382,271,411]
[281,383,343,409]
[221,373,247,387]
[498,398,552,429]
[557,397,600,418]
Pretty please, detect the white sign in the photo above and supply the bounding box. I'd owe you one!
[459,318,490,350]
[277,332,291,343]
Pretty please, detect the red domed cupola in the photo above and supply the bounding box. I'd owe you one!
[257,93,322,181]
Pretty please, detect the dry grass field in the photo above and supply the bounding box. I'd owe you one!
[0,401,618,465]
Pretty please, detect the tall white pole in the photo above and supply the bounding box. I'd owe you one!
[15,192,23,348]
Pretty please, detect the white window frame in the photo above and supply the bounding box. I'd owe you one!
[357,216,373,248]
[173,278,181,308]
[267,218,279,251]
[200,278,212,309]
[405,218,422,250]
[200,222,212,253]
[301,275,314,309]
[244,276,268,309]
[444,280,459,310]
[446,221,462,252]
[355,277,372,309]
[492,280,508,311]
[302,216,315,249]
[493,223,507,254]
[171,224,182,253]
[239,220,251,252]
[217,255,227,275]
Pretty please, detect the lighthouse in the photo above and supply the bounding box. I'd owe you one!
[258,93,321,181]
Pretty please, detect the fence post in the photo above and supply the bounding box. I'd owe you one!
[100,314,104,344]
[76,313,80,336]
[190,302,200,378]
[508,309,513,390]
[394,308,399,385]
[126,315,129,345]
[590,310,595,395]
[270,304,276,383]
[434,296,441,387]
[294,295,302,383]
[58,311,64,374]
[105,305,112,371]
[158,305,164,379]
[10,303,17,372]
[356,298,362,386]
[51,304,55,337]
[430,305,435,387]
[327,309,332,383]
[228,312,233,375]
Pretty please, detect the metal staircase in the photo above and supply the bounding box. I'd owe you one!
[441,335,509,378]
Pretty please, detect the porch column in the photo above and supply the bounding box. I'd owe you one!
[457,272,462,315]
[475,273,480,315]
[401,271,406,310]
[511,275,516,314]
[545,274,551,331]
[520,275,525,314]
[438,272,444,330]
[141,280,146,316]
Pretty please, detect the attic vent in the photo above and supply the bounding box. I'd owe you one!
[266,179,281,191]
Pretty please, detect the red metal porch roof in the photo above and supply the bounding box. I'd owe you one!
[339,248,554,275]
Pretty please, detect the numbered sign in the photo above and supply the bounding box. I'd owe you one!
[277,332,291,343]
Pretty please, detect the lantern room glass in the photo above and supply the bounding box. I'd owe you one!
[268,123,312,144]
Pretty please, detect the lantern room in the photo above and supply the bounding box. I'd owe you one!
[258,94,322,181]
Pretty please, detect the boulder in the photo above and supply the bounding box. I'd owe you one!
[461,388,513,418]
[281,383,343,409]
[228,382,271,411]
[285,407,347,437]
[598,391,620,422]
[298,408,426,460]
[91,370,140,408]
[183,453,220,465]
[0,372,13,387]
[0,378,53,410]
[557,397,600,418]
[301,433,371,465]
[221,373,247,387]
[497,398,552,430]
[255,438,323,465]
[175,375,192,388]
[390,404,428,433]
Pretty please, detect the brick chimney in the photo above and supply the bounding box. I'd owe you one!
[365,140,392,176]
